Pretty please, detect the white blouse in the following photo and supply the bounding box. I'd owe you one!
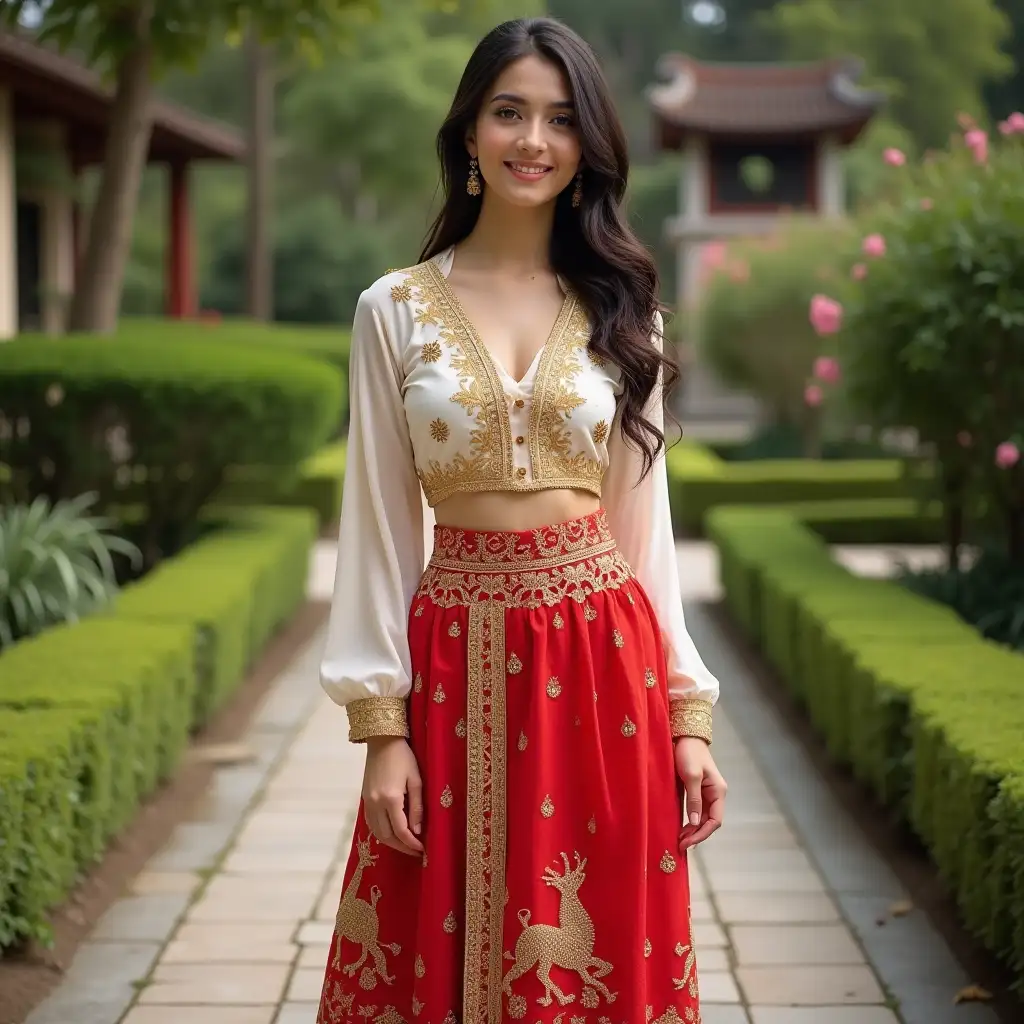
[321,246,720,741]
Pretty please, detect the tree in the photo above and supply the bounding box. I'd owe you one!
[770,0,1013,149]
[0,0,382,334]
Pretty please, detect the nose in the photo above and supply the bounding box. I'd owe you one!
[517,117,548,153]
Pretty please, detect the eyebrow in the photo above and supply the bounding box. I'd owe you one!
[490,92,575,109]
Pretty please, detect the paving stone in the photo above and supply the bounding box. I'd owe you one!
[715,892,842,924]
[91,893,190,942]
[123,1008,276,1024]
[147,821,239,872]
[700,970,742,1003]
[737,965,885,1005]
[275,1003,320,1024]
[690,898,716,922]
[139,963,290,1005]
[705,868,829,895]
[223,849,336,875]
[693,920,728,947]
[297,943,331,969]
[128,872,202,896]
[730,925,865,965]
[296,920,336,945]
[750,1009,899,1024]
[699,1008,751,1024]
[286,967,324,1002]
[696,947,731,972]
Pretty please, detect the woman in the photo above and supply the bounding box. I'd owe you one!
[317,17,726,1024]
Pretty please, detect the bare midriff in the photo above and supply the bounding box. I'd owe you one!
[433,487,601,533]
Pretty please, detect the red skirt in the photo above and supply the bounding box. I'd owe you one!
[317,510,702,1024]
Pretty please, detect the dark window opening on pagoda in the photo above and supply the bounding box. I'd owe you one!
[709,140,816,212]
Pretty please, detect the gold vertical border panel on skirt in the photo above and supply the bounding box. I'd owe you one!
[463,599,508,1023]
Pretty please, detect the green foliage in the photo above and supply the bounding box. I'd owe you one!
[840,128,1024,562]
[0,335,341,562]
[707,504,1024,988]
[0,505,315,949]
[0,493,141,649]
[665,439,917,535]
[770,0,1013,149]
[695,217,857,448]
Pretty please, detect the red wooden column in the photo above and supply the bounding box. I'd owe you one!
[167,161,196,318]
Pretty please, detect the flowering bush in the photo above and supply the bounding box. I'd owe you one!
[836,118,1024,564]
[696,217,855,455]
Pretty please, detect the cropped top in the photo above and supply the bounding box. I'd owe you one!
[320,246,721,742]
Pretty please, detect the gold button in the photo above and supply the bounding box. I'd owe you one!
[515,435,525,445]
[514,398,525,409]
[516,467,527,477]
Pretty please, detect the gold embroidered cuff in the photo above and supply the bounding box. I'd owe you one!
[346,696,409,743]
[669,698,713,744]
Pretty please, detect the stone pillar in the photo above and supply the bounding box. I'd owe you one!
[818,133,846,217]
[0,87,16,339]
[167,161,195,318]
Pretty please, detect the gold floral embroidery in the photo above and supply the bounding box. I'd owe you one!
[670,698,713,744]
[584,604,598,621]
[654,1009,689,1024]
[674,941,686,956]
[413,673,423,693]
[373,1008,408,1024]
[422,851,428,868]
[501,853,617,1012]
[644,937,652,958]
[421,340,442,363]
[541,794,555,818]
[592,419,609,445]
[431,418,451,443]
[332,837,402,985]
[613,629,625,648]
[553,611,565,629]
[588,815,597,834]
[415,954,426,978]
[673,943,699,997]
[660,850,678,874]
[546,677,562,698]
[443,910,457,933]
[448,621,462,638]
[646,1007,655,1022]
[588,348,607,368]
[645,668,657,689]
[628,592,635,605]
[621,716,637,737]
[357,1004,376,1018]
[518,730,528,751]
[442,1014,457,1024]
[347,697,408,743]
[507,652,523,674]
[433,683,446,704]
[412,995,424,1016]
[414,604,425,617]
[391,282,412,303]
[440,784,454,808]
[456,717,467,738]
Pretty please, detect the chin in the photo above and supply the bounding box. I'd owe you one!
[488,183,567,210]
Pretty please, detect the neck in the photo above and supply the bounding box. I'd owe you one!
[457,192,555,276]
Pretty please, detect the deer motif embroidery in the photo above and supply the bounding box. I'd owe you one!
[332,836,401,986]
[502,851,617,1011]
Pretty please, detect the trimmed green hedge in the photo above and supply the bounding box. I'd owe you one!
[666,439,919,535]
[0,506,317,948]
[707,504,1024,993]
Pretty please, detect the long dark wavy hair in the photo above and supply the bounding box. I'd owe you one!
[419,17,679,481]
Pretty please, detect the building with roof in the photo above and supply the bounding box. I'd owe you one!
[0,30,243,337]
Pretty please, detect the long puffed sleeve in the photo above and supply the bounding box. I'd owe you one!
[320,288,430,743]
[602,311,719,743]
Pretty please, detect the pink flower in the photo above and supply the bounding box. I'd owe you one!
[1008,112,1024,133]
[920,197,933,210]
[965,128,988,164]
[804,384,824,408]
[883,148,906,167]
[862,234,886,258]
[813,356,841,385]
[851,262,868,281]
[957,431,973,448]
[995,441,1020,468]
[701,242,728,269]
[999,120,1013,136]
[809,294,843,336]
[729,260,750,282]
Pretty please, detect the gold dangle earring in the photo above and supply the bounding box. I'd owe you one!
[467,157,482,197]
[572,171,583,208]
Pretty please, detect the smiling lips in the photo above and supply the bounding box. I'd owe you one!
[504,161,553,180]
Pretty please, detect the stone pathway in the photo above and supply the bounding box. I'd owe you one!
[23,542,1000,1024]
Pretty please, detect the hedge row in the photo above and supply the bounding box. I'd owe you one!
[0,506,317,949]
[666,439,918,535]
[707,504,1024,992]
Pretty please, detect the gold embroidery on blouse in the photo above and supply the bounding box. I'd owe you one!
[391,282,412,303]
[413,672,423,692]
[592,419,609,445]
[645,667,657,689]
[433,683,446,704]
[448,621,462,638]
[421,339,442,362]
[587,347,607,368]
[584,604,598,621]
[613,629,625,648]
[443,910,457,933]
[660,851,678,874]
[440,784,454,808]
[621,715,637,737]
[553,611,565,628]
[430,418,451,443]
[501,852,617,1013]
[647,1006,655,1021]
[546,676,562,698]
[518,730,528,751]
[347,697,408,743]
[456,717,467,738]
[628,592,635,605]
[414,604,425,617]
[644,937,652,958]
[415,953,426,977]
[670,697,713,744]
[507,652,523,674]
[332,837,402,985]
[541,794,555,818]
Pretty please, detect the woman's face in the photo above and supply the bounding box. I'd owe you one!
[467,54,582,210]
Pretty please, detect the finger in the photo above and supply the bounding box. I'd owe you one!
[366,805,393,844]
[682,770,703,829]
[681,796,724,850]
[387,799,424,855]
[407,777,424,837]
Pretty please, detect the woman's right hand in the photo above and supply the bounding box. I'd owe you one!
[362,737,425,857]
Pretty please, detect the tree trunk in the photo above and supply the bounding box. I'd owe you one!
[245,31,274,321]
[68,10,155,333]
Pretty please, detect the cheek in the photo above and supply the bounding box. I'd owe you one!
[475,120,510,163]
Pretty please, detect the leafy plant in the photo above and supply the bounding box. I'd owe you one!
[0,493,140,649]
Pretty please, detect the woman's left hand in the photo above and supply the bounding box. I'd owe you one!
[675,737,727,852]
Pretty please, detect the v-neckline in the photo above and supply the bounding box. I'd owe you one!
[430,248,575,388]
